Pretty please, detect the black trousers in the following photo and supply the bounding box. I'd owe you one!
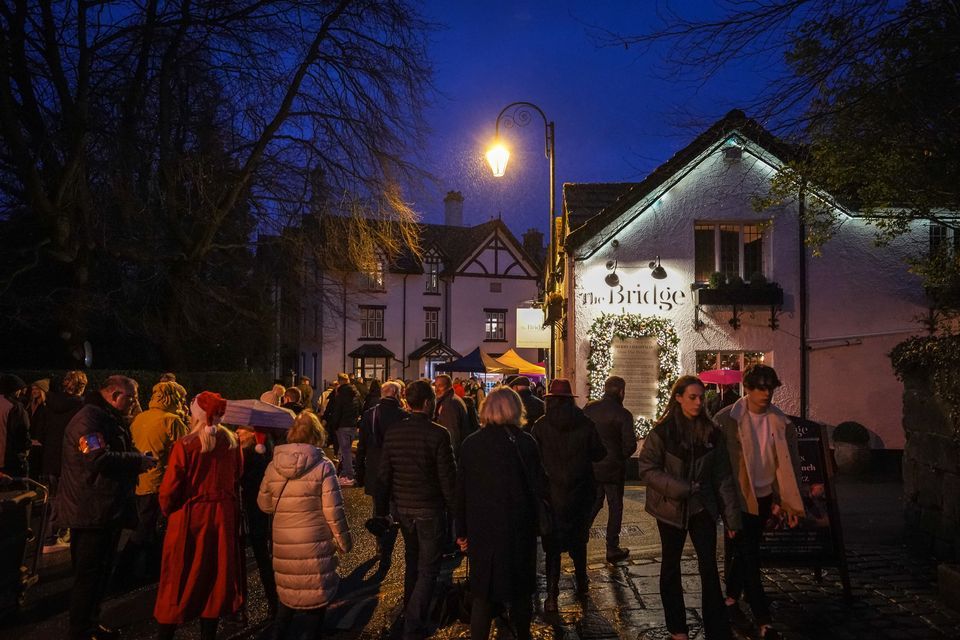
[470,595,533,640]
[591,482,625,550]
[69,525,122,638]
[544,536,588,597]
[657,511,730,640]
[724,495,773,625]
[397,509,444,640]
[118,493,162,580]
[270,603,326,640]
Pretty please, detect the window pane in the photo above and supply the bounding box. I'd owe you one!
[718,351,740,370]
[694,224,715,282]
[719,224,740,278]
[930,223,948,254]
[743,351,766,368]
[696,351,719,372]
[743,224,763,278]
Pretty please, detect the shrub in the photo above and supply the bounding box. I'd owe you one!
[833,421,870,444]
[708,272,725,289]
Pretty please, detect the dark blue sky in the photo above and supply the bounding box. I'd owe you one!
[413,1,785,239]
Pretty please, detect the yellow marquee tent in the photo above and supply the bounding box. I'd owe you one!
[494,348,546,376]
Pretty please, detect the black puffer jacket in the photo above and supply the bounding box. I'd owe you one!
[376,412,456,515]
[517,389,544,431]
[637,412,741,531]
[583,394,637,483]
[323,383,360,431]
[59,393,144,528]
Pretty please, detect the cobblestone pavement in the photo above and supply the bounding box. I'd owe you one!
[3,480,959,640]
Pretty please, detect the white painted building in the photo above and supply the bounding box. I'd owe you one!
[295,192,543,387]
[561,111,932,450]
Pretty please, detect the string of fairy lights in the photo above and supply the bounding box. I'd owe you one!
[586,313,681,438]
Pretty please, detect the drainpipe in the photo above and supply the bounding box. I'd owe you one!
[401,274,408,379]
[798,182,808,421]
[342,278,347,374]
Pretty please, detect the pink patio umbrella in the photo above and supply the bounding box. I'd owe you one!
[698,368,743,385]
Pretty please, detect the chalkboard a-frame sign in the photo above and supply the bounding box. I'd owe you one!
[757,416,852,601]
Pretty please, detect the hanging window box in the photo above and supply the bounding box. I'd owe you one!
[692,283,784,330]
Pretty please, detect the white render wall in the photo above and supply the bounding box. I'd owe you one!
[567,144,927,449]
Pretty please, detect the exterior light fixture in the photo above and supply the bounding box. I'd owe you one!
[605,259,620,287]
[486,142,510,177]
[649,256,667,280]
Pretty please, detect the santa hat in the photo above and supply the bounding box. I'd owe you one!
[254,431,268,454]
[192,391,227,435]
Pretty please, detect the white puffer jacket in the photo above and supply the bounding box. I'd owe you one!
[258,443,352,609]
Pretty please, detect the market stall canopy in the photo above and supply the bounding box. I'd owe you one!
[698,368,743,385]
[494,349,546,376]
[222,399,296,429]
[435,347,519,374]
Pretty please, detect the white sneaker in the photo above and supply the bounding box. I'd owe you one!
[338,476,356,487]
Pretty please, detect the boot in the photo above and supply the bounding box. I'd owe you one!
[544,552,561,613]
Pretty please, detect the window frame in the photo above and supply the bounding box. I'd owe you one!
[424,307,439,340]
[425,255,442,294]
[483,308,507,342]
[359,305,385,340]
[694,221,767,283]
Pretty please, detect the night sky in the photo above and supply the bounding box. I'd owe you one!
[413,0,785,240]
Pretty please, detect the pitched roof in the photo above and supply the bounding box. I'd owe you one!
[563,183,638,232]
[347,344,395,359]
[407,339,461,361]
[565,110,799,254]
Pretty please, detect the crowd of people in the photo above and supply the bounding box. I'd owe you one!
[0,363,802,640]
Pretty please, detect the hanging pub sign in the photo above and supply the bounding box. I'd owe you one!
[609,336,658,420]
[516,308,551,348]
[758,416,852,600]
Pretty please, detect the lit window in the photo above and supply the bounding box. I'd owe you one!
[696,350,767,384]
[353,357,388,381]
[484,309,506,341]
[425,256,442,293]
[694,222,765,282]
[360,306,384,339]
[425,309,439,340]
[364,255,385,290]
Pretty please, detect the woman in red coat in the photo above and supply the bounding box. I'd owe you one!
[154,392,244,640]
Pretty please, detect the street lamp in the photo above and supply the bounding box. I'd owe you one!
[486,101,557,377]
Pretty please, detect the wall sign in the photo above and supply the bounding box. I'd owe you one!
[516,308,550,348]
[580,283,687,311]
[609,336,659,420]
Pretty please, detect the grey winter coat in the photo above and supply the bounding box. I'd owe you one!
[258,443,353,610]
[637,413,742,531]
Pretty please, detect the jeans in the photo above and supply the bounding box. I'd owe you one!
[336,428,357,479]
[724,494,773,625]
[69,525,122,638]
[591,482,625,550]
[657,511,730,640]
[270,603,326,640]
[397,509,445,639]
[470,595,533,640]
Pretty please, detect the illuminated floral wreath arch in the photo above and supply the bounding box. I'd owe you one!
[586,313,681,438]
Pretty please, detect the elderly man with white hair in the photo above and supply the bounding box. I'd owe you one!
[356,380,409,568]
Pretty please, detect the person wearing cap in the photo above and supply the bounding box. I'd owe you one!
[531,379,605,613]
[713,364,804,640]
[154,392,243,640]
[509,376,544,432]
[585,375,638,564]
[59,375,157,640]
[0,374,31,477]
[117,381,188,583]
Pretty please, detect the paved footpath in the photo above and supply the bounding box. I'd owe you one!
[3,477,959,639]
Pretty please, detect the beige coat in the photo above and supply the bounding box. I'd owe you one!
[258,443,352,609]
[713,398,805,518]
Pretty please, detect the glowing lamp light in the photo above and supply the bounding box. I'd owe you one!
[486,142,510,177]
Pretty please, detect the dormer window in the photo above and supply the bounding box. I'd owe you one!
[425,252,442,293]
[363,253,385,290]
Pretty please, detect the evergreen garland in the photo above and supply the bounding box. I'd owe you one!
[586,313,681,438]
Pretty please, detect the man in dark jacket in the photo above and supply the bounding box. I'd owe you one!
[377,379,456,640]
[433,374,467,455]
[323,372,361,484]
[357,380,409,566]
[510,376,544,431]
[59,375,156,640]
[584,375,638,564]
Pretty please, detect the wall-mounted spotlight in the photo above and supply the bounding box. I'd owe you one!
[649,256,667,280]
[605,259,620,287]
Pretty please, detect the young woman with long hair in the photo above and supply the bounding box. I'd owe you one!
[637,376,742,640]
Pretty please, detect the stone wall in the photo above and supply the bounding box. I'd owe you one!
[901,374,960,561]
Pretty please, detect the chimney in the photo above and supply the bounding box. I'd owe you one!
[443,190,464,227]
[522,228,545,263]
